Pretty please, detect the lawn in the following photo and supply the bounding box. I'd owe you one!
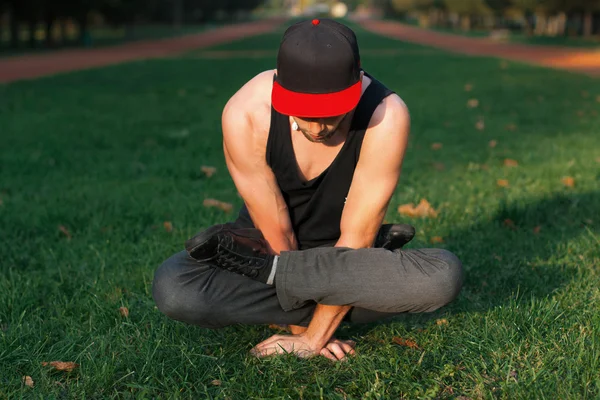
[1,19,600,399]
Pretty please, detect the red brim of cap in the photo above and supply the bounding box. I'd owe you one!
[271,80,361,118]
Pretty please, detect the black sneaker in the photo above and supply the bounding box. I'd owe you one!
[375,224,416,250]
[185,224,274,283]
[215,230,275,283]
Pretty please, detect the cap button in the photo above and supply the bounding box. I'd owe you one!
[312,19,320,26]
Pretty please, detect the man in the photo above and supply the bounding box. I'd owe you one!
[152,19,463,362]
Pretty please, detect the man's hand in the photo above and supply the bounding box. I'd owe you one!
[250,333,320,358]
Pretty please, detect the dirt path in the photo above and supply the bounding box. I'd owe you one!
[0,19,285,84]
[358,19,600,77]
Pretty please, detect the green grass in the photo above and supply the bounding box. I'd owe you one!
[1,19,600,399]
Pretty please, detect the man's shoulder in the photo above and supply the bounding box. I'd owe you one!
[368,92,409,134]
[222,69,274,132]
[224,69,274,115]
[222,70,275,148]
[357,91,410,163]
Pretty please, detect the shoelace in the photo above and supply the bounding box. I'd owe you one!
[217,235,263,277]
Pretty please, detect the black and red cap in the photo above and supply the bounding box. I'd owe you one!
[272,18,362,118]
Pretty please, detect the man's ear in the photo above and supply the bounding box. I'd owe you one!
[360,71,364,81]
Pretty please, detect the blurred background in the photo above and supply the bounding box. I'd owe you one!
[1,0,599,55]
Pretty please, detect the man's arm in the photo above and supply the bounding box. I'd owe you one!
[221,74,298,254]
[304,95,411,353]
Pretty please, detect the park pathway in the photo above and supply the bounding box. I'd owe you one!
[0,18,285,83]
[357,19,600,77]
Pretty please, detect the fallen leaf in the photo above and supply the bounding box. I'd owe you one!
[596,95,600,102]
[203,198,234,213]
[503,159,519,167]
[23,376,34,388]
[596,157,600,163]
[164,221,173,232]
[584,219,593,225]
[456,397,473,400]
[505,123,517,131]
[392,337,420,349]
[467,98,479,108]
[430,236,444,244]
[481,164,489,170]
[200,166,217,178]
[497,179,509,187]
[58,225,71,240]
[436,318,448,325]
[119,307,129,318]
[493,254,502,261]
[475,119,485,131]
[431,142,443,150]
[443,121,453,127]
[211,379,222,386]
[489,140,497,148]
[443,386,454,395]
[509,370,518,382]
[562,176,575,187]
[41,361,79,372]
[397,199,438,218]
[577,110,585,117]
[464,83,473,92]
[581,90,589,98]
[503,219,516,229]
[533,226,541,234]
[433,162,445,171]
[500,60,509,69]
[268,324,288,331]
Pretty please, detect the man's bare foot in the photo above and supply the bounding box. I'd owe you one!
[289,324,308,334]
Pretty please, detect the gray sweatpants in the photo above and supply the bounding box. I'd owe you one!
[152,223,464,328]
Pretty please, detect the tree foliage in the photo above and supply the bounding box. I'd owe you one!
[1,0,265,49]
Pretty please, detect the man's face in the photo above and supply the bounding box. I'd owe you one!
[292,113,350,143]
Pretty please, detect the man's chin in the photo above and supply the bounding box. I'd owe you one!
[302,131,334,143]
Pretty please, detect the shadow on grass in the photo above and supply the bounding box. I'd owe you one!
[341,190,600,338]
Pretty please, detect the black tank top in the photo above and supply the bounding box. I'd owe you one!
[238,71,395,250]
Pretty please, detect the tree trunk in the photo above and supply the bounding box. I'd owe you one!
[173,0,183,30]
[60,19,68,44]
[9,8,19,49]
[583,10,593,37]
[45,13,55,47]
[77,11,89,46]
[534,13,546,36]
[28,18,36,48]
[460,15,471,31]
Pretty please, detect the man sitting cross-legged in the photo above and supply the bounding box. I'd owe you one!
[152,19,464,362]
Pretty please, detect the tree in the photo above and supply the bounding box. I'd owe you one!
[568,0,600,36]
[443,0,492,30]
